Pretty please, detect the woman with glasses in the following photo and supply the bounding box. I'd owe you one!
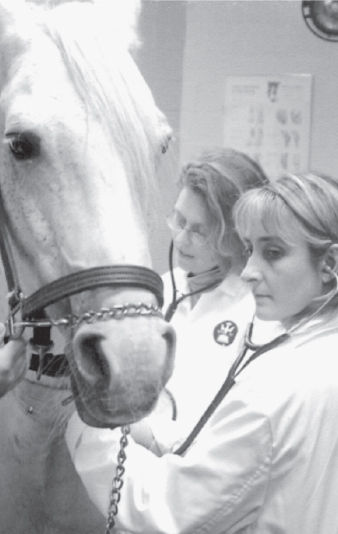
[161,148,270,432]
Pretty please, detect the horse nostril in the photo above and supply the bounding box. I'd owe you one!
[76,334,109,384]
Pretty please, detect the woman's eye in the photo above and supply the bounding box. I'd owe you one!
[175,214,187,229]
[192,228,206,238]
[264,248,283,261]
[244,246,252,257]
[6,131,40,160]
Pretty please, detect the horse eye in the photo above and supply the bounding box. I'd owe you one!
[7,131,40,160]
[161,142,168,154]
[161,131,172,154]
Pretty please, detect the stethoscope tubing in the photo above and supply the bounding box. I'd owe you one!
[164,240,221,322]
[174,326,289,456]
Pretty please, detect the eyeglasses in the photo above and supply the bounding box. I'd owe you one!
[165,210,210,247]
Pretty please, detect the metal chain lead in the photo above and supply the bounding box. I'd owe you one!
[105,425,131,534]
[7,302,163,338]
[74,303,162,326]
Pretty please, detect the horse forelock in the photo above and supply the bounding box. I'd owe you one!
[37,1,170,219]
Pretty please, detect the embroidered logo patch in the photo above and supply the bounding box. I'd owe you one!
[213,320,238,346]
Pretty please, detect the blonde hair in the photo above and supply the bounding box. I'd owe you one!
[178,148,268,272]
[234,173,338,261]
[234,172,338,322]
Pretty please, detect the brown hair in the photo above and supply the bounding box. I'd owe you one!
[178,147,268,272]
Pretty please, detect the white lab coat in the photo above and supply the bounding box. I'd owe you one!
[66,320,338,533]
[161,267,278,432]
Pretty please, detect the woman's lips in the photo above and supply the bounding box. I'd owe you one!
[254,294,271,301]
[178,249,194,259]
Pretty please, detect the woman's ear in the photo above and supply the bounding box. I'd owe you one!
[322,244,338,283]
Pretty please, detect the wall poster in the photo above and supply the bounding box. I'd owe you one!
[223,75,312,180]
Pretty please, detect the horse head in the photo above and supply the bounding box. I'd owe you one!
[0,0,176,428]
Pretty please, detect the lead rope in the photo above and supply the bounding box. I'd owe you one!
[105,425,131,534]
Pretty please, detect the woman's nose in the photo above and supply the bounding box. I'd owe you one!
[240,255,261,284]
[174,228,190,246]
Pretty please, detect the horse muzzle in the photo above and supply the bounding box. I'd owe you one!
[70,313,176,428]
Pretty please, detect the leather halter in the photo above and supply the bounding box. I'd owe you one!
[0,197,164,341]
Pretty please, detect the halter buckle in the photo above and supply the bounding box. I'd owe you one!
[5,313,25,340]
[29,342,55,380]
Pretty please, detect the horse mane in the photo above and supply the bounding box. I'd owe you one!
[37,0,170,219]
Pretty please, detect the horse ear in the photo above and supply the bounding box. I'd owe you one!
[50,0,142,51]
[0,0,37,85]
[92,0,142,50]
[0,0,36,41]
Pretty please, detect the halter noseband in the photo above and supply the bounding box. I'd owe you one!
[7,265,164,340]
[0,199,164,341]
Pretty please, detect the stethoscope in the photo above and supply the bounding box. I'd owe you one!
[174,273,338,456]
[164,241,221,322]
[174,322,289,455]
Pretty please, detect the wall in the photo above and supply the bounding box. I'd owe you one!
[137,0,338,273]
[136,0,187,274]
[180,0,338,178]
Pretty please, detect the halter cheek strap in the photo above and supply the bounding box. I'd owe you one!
[0,196,22,312]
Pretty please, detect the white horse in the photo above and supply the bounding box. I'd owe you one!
[0,0,175,531]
